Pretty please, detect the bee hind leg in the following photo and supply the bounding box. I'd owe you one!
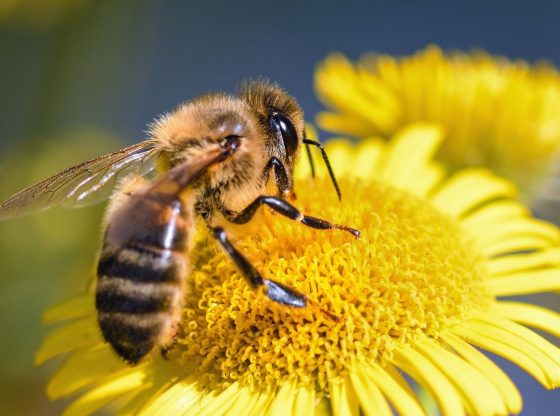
[211,226,306,308]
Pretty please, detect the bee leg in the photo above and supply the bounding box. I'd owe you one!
[211,226,306,308]
[160,343,175,360]
[262,157,292,198]
[222,196,360,238]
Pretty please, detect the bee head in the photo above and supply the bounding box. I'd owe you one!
[239,80,305,169]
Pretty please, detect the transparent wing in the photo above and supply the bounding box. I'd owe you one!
[0,140,161,220]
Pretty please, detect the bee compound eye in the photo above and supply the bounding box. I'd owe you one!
[269,112,298,156]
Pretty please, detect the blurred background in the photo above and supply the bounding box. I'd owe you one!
[0,0,559,414]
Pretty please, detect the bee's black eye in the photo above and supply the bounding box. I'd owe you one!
[269,112,298,156]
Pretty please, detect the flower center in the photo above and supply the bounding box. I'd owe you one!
[175,177,492,392]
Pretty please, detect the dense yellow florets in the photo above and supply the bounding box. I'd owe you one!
[176,177,492,393]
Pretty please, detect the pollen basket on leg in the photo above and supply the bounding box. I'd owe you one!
[174,177,492,392]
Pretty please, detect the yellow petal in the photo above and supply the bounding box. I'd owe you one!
[329,377,360,416]
[357,65,401,118]
[293,385,315,416]
[392,347,464,416]
[412,163,445,197]
[62,368,147,416]
[245,390,275,416]
[431,169,516,218]
[267,381,297,416]
[139,378,202,416]
[352,138,385,180]
[442,332,522,414]
[349,366,392,416]
[364,362,424,416]
[487,248,560,276]
[378,123,443,190]
[198,382,246,416]
[460,200,528,232]
[416,339,507,415]
[118,364,175,416]
[475,219,560,250]
[487,268,560,296]
[42,294,93,324]
[482,235,554,258]
[323,140,355,177]
[47,344,127,399]
[35,316,99,365]
[458,317,560,388]
[491,301,560,337]
[477,314,560,370]
[383,363,417,398]
[316,112,375,137]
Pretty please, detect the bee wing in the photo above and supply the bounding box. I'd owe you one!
[145,142,228,199]
[0,140,160,220]
[105,143,230,247]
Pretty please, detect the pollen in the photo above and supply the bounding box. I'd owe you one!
[175,176,492,392]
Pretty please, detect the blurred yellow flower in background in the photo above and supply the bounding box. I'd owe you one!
[37,125,560,415]
[315,45,560,200]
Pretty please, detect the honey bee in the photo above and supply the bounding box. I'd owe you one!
[0,81,359,364]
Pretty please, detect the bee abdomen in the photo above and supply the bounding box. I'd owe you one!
[97,244,183,284]
[97,311,167,364]
[96,244,187,364]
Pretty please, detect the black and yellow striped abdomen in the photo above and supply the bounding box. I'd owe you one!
[96,196,190,364]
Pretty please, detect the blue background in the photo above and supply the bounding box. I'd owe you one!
[0,1,558,414]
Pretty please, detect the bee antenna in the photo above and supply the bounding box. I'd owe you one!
[304,137,316,179]
[303,138,342,201]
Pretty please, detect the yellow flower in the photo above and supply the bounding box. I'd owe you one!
[37,125,560,415]
[315,45,560,199]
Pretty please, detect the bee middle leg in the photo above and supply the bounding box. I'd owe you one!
[211,226,307,308]
[221,196,360,237]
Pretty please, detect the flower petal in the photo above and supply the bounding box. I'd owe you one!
[460,200,528,231]
[42,294,93,324]
[487,268,560,296]
[378,123,443,191]
[431,169,516,218]
[198,382,254,416]
[138,378,202,416]
[62,368,147,416]
[416,339,507,415]
[117,365,175,416]
[491,301,560,337]
[352,139,385,180]
[35,317,99,365]
[329,377,360,416]
[458,316,560,388]
[487,248,560,275]
[483,235,555,258]
[442,332,522,414]
[363,362,424,416]
[392,347,464,416]
[267,381,297,416]
[47,344,127,399]
[245,390,275,416]
[349,366,392,416]
[474,219,560,251]
[413,164,445,197]
[292,385,315,416]
[316,112,375,137]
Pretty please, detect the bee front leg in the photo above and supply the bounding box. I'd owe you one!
[262,157,292,198]
[211,226,306,308]
[221,196,360,238]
